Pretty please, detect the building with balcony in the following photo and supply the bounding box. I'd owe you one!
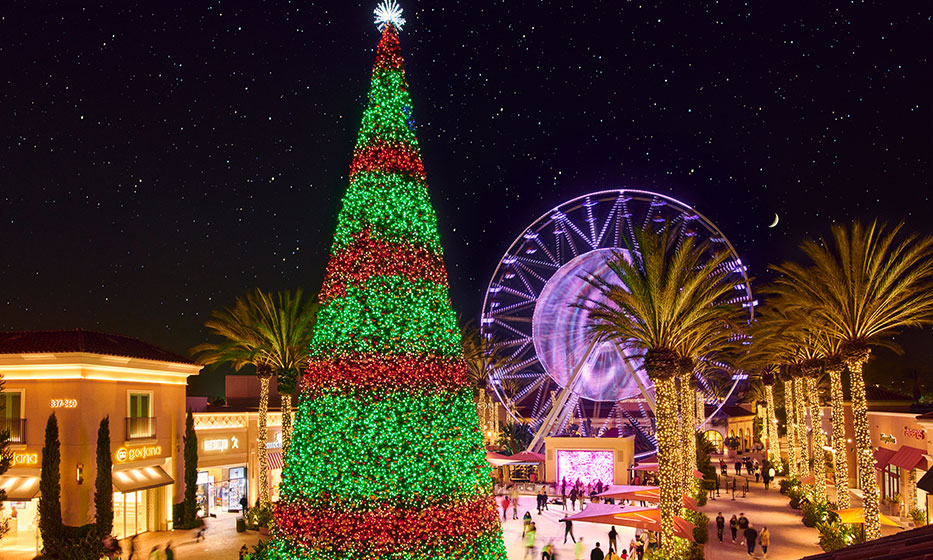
[0,329,200,550]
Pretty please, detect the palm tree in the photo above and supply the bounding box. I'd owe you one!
[250,289,318,458]
[192,288,317,505]
[760,368,781,466]
[771,221,933,539]
[585,226,745,554]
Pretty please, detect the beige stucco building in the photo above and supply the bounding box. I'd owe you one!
[0,330,200,547]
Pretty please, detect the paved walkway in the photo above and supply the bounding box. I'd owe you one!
[0,512,269,560]
[700,472,823,559]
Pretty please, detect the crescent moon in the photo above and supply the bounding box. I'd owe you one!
[768,213,780,228]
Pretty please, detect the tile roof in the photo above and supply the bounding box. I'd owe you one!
[0,329,194,365]
[864,385,914,402]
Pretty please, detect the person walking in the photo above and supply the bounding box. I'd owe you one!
[715,512,725,543]
[560,515,576,544]
[537,490,544,514]
[570,488,578,511]
[524,522,538,559]
[608,526,618,553]
[503,495,511,520]
[634,539,645,560]
[729,514,738,543]
[754,460,761,482]
[164,542,174,560]
[240,495,249,516]
[759,526,770,557]
[574,537,585,560]
[737,513,749,545]
[590,542,605,560]
[735,460,742,475]
[511,485,520,519]
[743,525,759,558]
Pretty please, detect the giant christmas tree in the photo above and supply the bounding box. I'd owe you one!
[268,4,508,559]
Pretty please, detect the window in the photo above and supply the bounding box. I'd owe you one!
[0,390,24,443]
[126,391,154,439]
[883,464,901,501]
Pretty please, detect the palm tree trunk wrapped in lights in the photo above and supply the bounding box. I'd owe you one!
[280,394,293,457]
[257,366,272,505]
[806,376,827,503]
[679,376,697,495]
[783,374,799,479]
[827,365,850,508]
[847,355,882,539]
[654,370,682,552]
[795,377,810,477]
[762,370,781,465]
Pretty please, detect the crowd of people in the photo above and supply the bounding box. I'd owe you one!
[715,511,771,558]
[719,456,778,489]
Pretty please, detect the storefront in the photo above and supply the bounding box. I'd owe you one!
[192,411,282,509]
[0,450,41,540]
[0,330,201,555]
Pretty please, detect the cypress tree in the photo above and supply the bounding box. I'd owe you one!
[39,413,62,555]
[94,416,113,536]
[182,410,198,526]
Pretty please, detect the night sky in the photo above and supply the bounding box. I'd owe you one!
[2,2,930,396]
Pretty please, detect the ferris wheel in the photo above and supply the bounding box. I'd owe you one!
[480,189,755,455]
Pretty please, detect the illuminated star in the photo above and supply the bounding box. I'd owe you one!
[374,0,406,31]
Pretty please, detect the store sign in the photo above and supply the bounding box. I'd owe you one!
[49,398,78,408]
[905,427,926,440]
[880,433,897,445]
[203,436,239,452]
[115,445,162,463]
[12,451,39,466]
[266,431,282,449]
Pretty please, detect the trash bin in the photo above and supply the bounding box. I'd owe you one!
[236,518,246,533]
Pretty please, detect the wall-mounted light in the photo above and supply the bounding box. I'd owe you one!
[76,463,84,485]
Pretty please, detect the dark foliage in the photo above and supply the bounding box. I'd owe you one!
[39,413,63,556]
[94,416,113,537]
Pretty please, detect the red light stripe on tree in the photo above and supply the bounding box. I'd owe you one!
[302,352,468,394]
[273,495,500,554]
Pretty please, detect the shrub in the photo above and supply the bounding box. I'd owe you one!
[910,508,927,527]
[246,502,274,530]
[802,501,829,527]
[250,539,270,560]
[683,509,709,544]
[696,487,708,507]
[724,436,740,450]
[817,520,863,552]
[701,479,716,491]
[39,524,100,560]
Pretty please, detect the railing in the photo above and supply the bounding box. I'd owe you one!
[0,418,26,443]
[125,417,156,440]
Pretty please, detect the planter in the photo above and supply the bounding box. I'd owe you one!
[259,526,270,536]
[726,448,737,458]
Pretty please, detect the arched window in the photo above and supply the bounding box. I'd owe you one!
[705,430,724,454]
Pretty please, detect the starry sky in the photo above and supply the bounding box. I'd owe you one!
[1,2,929,396]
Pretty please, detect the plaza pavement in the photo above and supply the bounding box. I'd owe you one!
[0,469,907,559]
[0,511,269,560]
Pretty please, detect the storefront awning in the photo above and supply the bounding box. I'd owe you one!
[267,451,283,470]
[0,470,40,500]
[889,445,927,471]
[874,447,896,470]
[112,465,174,493]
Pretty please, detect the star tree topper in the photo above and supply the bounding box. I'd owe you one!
[374,0,406,31]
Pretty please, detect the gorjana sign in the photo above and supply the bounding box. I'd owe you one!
[115,445,162,463]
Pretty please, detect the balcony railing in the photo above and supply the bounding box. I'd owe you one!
[0,418,26,443]
[125,417,156,440]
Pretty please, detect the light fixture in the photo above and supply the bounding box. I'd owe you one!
[76,463,84,485]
